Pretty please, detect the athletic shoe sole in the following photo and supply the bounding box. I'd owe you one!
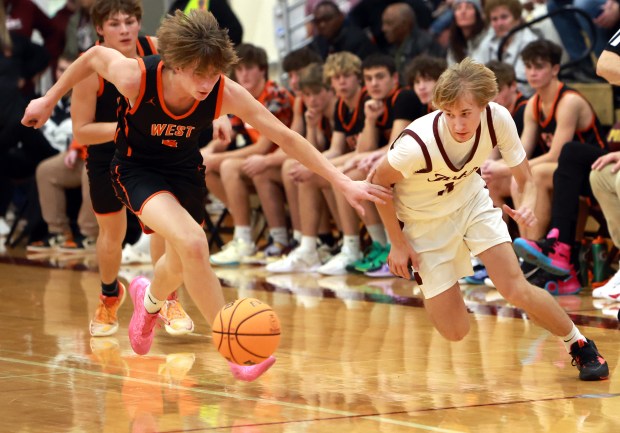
[513,239,570,277]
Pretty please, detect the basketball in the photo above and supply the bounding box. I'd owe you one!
[212,298,281,365]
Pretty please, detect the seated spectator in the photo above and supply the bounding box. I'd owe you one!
[481,61,528,220]
[26,55,98,252]
[348,0,434,52]
[206,43,294,265]
[381,2,445,83]
[244,62,338,264]
[324,54,424,276]
[304,0,360,37]
[512,30,620,295]
[477,0,539,97]
[484,41,606,242]
[404,54,448,114]
[446,0,489,65]
[62,0,96,59]
[267,51,367,273]
[0,3,57,234]
[485,60,528,135]
[308,0,378,60]
[281,47,323,134]
[5,0,64,91]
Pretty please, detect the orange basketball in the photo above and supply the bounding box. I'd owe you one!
[212,298,281,365]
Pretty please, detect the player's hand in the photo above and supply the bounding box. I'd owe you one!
[342,179,392,216]
[594,0,620,28]
[212,115,232,145]
[288,161,313,183]
[304,107,321,128]
[502,204,537,227]
[64,149,78,169]
[242,154,268,177]
[591,151,620,172]
[363,99,384,122]
[387,243,420,280]
[480,159,509,184]
[358,151,384,173]
[21,96,55,129]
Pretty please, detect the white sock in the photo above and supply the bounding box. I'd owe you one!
[233,226,252,243]
[293,230,302,243]
[269,227,289,245]
[562,324,586,352]
[366,224,387,246]
[299,236,318,253]
[143,285,164,314]
[342,235,361,255]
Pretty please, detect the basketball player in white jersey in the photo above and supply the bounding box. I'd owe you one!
[369,58,609,381]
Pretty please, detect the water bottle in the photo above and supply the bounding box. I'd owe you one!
[577,239,591,287]
[591,236,609,283]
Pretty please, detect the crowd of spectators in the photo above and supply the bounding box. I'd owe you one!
[3,0,620,305]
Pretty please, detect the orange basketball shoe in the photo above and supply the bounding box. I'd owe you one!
[158,293,194,336]
[90,282,127,337]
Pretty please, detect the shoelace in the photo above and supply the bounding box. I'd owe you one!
[165,301,187,320]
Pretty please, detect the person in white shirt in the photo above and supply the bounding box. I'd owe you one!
[368,57,609,382]
[477,0,539,97]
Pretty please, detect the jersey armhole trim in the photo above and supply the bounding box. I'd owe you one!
[128,58,147,115]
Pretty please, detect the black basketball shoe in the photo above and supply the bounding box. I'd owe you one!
[569,338,609,381]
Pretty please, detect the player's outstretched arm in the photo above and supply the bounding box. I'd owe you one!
[219,76,392,213]
[22,45,141,129]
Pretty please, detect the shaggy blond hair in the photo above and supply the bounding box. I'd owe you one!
[157,9,238,74]
[433,57,498,110]
[323,52,362,84]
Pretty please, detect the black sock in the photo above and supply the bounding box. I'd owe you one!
[318,233,336,247]
[102,280,119,297]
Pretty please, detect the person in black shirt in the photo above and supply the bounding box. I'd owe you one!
[22,9,390,382]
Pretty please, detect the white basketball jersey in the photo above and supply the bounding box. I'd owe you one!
[388,102,526,221]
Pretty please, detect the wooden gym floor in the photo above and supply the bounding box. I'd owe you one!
[0,246,619,433]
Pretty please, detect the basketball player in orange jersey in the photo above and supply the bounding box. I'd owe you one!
[22,9,391,381]
[369,58,609,381]
[70,0,194,338]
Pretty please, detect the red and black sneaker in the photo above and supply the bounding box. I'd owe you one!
[570,338,609,381]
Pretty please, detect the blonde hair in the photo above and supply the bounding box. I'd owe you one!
[433,57,498,110]
[323,52,362,83]
[157,9,238,74]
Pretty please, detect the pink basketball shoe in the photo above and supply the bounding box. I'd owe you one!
[228,356,276,382]
[128,276,159,355]
[513,228,571,276]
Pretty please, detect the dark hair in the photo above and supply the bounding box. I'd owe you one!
[448,7,486,63]
[299,62,329,92]
[91,0,142,31]
[282,47,322,73]
[313,0,342,15]
[361,54,396,75]
[405,55,447,86]
[486,60,516,88]
[521,39,562,66]
[236,43,269,78]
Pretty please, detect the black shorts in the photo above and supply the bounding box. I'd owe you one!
[85,143,124,214]
[110,156,207,234]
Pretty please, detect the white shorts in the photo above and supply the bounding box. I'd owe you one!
[402,188,511,299]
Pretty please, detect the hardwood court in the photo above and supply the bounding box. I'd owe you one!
[0,250,619,432]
